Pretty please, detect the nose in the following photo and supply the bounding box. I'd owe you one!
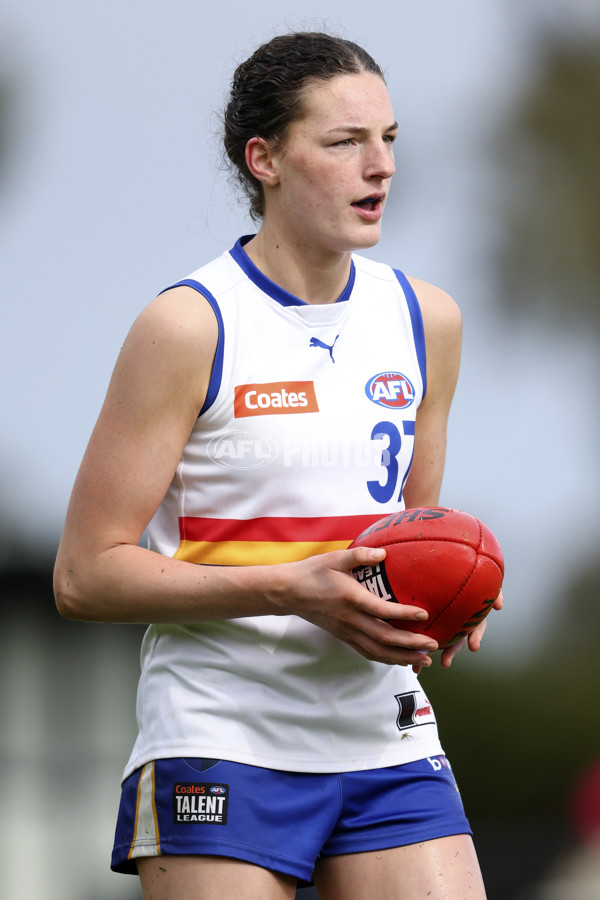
[365,139,396,180]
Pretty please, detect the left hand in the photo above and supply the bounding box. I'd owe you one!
[412,590,504,673]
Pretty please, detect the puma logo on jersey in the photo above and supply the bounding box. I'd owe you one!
[234,381,319,418]
[309,334,339,363]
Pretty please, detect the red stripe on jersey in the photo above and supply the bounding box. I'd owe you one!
[178,514,384,544]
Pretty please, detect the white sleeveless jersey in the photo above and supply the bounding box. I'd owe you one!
[123,237,444,780]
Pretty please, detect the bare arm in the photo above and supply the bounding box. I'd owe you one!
[403,277,462,509]
[404,277,502,667]
[54,287,437,666]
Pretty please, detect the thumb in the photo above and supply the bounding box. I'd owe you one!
[343,546,386,571]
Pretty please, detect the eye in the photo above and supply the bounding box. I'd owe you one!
[334,138,354,147]
[383,133,397,145]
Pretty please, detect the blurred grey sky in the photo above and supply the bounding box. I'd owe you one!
[2,0,599,660]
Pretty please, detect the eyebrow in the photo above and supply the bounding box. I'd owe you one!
[326,121,399,135]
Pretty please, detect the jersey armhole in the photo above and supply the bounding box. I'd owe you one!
[159,278,224,415]
[393,269,427,400]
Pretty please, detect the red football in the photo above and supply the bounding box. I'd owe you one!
[350,507,504,647]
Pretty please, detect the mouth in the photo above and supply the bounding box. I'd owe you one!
[351,193,386,217]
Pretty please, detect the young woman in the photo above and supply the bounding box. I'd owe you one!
[54,31,500,900]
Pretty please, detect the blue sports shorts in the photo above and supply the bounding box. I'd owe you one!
[111,755,471,883]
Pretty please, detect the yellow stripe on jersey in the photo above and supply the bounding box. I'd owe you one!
[174,539,352,566]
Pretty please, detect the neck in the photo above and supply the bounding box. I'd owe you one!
[244,228,353,305]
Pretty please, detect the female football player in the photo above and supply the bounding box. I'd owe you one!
[54,31,500,900]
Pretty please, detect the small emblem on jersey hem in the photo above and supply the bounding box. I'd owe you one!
[395,692,434,731]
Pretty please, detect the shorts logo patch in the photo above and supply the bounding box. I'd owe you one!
[173,782,229,824]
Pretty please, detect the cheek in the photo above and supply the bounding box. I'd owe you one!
[279,153,349,217]
[307,170,349,208]
[284,173,329,215]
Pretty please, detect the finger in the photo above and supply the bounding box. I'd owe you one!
[411,649,439,674]
[338,585,431,626]
[343,565,430,623]
[383,604,431,624]
[346,637,434,668]
[367,616,438,652]
[493,589,504,611]
[335,603,435,648]
[333,548,432,625]
[334,609,438,662]
[467,618,488,652]
[342,546,386,570]
[440,636,467,669]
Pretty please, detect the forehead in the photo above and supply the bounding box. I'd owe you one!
[296,71,395,130]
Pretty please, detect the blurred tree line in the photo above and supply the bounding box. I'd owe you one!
[497,35,600,329]
[1,24,599,900]
[424,29,600,898]
[423,557,600,895]
[0,31,21,201]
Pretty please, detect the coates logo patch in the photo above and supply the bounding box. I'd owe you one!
[365,372,415,409]
[173,782,229,824]
[234,381,319,418]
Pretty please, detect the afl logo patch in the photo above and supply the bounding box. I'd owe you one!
[365,372,415,409]
[207,431,278,469]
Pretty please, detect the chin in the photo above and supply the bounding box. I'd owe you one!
[327,224,381,255]
[350,226,382,251]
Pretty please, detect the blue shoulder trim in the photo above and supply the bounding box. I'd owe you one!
[230,236,355,306]
[159,279,224,416]
[393,269,427,399]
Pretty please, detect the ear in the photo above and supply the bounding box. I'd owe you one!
[245,137,280,187]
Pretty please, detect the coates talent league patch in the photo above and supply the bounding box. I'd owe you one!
[173,782,229,824]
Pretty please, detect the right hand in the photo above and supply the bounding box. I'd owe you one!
[273,547,438,667]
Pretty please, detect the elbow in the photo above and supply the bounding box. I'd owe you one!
[53,565,94,621]
[55,592,84,621]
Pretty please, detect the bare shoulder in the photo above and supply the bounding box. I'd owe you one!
[97,284,220,432]
[127,284,219,354]
[119,284,218,390]
[407,276,462,337]
[406,276,462,397]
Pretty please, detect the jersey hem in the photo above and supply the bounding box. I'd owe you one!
[122,739,446,783]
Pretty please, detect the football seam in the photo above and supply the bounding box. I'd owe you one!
[426,522,483,628]
[426,555,479,627]
[428,557,503,629]
[366,515,485,552]
[365,537,483,549]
